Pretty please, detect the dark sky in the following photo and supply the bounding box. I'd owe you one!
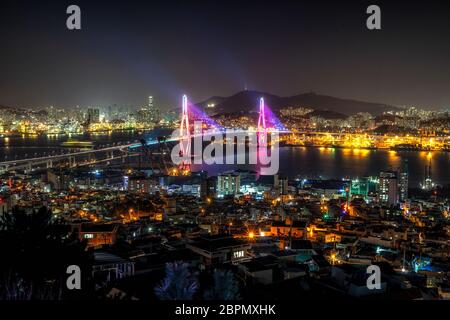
[0,0,449,110]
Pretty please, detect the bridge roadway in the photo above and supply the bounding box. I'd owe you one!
[0,143,136,166]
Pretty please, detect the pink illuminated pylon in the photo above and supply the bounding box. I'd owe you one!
[179,95,191,172]
[257,97,266,131]
[257,97,267,146]
[180,95,190,141]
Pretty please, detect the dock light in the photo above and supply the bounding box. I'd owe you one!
[248,232,254,239]
[260,231,265,237]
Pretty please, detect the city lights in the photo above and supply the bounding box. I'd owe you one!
[0,0,448,306]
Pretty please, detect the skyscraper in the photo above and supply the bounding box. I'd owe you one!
[148,96,153,109]
[379,171,398,206]
[87,108,100,123]
[274,174,288,196]
[137,96,160,126]
[148,95,160,124]
[399,159,409,202]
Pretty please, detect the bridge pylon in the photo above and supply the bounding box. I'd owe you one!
[177,94,191,174]
[257,97,267,146]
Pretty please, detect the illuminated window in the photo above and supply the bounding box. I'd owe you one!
[233,250,244,259]
[84,233,94,239]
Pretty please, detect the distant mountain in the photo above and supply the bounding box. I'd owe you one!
[196,91,400,116]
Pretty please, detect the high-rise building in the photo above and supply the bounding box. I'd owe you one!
[217,173,240,197]
[87,108,100,123]
[148,95,160,124]
[148,96,153,109]
[206,176,217,198]
[137,96,160,125]
[379,171,398,206]
[274,174,289,196]
[399,159,409,202]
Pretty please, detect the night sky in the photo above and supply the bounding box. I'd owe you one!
[0,0,449,110]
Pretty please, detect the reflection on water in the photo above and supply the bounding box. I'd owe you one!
[277,147,448,187]
[195,147,449,187]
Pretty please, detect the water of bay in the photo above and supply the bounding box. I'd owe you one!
[1,131,448,187]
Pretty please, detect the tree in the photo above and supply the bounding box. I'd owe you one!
[154,261,199,300]
[0,206,93,300]
[0,276,33,300]
[204,269,240,300]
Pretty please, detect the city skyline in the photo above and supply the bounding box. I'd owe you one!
[0,0,449,109]
[2,88,449,113]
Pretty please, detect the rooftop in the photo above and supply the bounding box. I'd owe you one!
[188,235,248,252]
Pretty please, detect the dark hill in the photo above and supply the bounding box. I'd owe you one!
[196,91,399,116]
